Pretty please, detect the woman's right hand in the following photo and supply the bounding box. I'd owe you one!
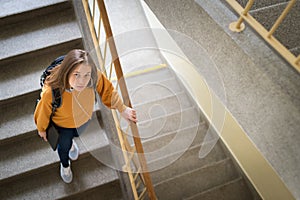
[38,131,48,141]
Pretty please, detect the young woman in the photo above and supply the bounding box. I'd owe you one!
[34,49,137,183]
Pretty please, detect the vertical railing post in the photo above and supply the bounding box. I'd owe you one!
[82,0,104,74]
[92,0,96,22]
[296,55,300,65]
[267,0,296,37]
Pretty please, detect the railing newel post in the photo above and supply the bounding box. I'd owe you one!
[228,0,254,32]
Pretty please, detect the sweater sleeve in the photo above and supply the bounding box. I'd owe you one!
[96,70,126,113]
[34,86,53,132]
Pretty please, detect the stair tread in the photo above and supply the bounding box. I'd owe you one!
[153,158,239,200]
[148,141,227,182]
[0,8,81,61]
[135,106,201,139]
[142,122,206,153]
[124,66,183,93]
[132,92,196,126]
[186,177,256,200]
[0,0,68,18]
[0,92,39,142]
[124,65,172,87]
[0,43,82,102]
[0,156,120,200]
[0,116,109,182]
[134,91,193,117]
[142,122,218,164]
[120,106,201,146]
[129,77,184,105]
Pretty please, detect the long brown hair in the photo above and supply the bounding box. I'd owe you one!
[46,49,98,94]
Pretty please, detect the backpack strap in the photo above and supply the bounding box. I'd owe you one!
[50,88,61,118]
[40,55,65,87]
[49,55,65,67]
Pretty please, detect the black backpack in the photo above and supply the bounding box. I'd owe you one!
[36,55,65,113]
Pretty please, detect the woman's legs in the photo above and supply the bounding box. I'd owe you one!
[56,121,90,167]
[57,128,74,168]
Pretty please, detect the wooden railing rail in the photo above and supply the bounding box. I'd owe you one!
[82,0,157,199]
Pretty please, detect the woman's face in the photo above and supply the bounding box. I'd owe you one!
[69,63,91,91]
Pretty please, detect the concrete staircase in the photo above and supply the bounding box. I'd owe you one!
[123,66,259,200]
[104,0,260,198]
[143,0,300,199]
[0,0,262,199]
[0,1,123,199]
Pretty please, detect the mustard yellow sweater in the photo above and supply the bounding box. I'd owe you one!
[34,70,126,132]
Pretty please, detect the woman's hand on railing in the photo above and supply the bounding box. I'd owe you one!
[121,107,138,123]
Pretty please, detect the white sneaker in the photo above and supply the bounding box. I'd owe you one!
[60,163,73,183]
[69,140,79,161]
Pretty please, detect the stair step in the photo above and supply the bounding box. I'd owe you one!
[0,0,69,27]
[134,92,194,122]
[0,7,81,63]
[63,180,124,200]
[0,92,39,144]
[141,122,227,174]
[185,177,256,200]
[120,106,201,146]
[0,116,109,184]
[149,141,227,183]
[0,39,83,102]
[128,77,184,105]
[124,66,185,102]
[0,156,121,200]
[153,158,239,200]
[142,124,204,167]
[142,122,207,154]
[0,0,67,18]
[125,66,173,89]
[136,106,201,139]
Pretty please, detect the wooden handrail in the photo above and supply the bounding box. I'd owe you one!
[82,0,157,199]
[97,0,131,106]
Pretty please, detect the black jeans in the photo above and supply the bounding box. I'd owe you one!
[56,121,89,167]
